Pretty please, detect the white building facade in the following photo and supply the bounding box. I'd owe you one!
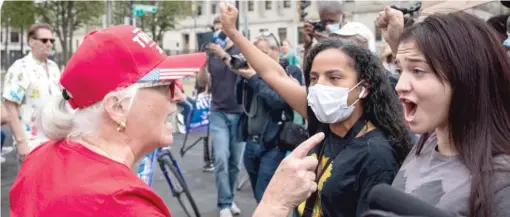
[161,0,507,54]
[2,0,508,70]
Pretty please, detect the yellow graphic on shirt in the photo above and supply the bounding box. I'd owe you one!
[29,89,40,99]
[297,153,333,217]
[17,72,23,82]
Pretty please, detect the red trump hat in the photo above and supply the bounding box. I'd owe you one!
[60,25,206,109]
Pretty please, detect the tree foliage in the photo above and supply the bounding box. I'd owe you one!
[1,1,36,66]
[112,1,193,47]
[35,1,105,64]
[1,1,36,30]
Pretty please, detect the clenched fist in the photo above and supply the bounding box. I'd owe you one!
[376,6,404,53]
[220,2,239,34]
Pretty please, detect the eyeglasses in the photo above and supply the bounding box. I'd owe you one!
[35,38,55,44]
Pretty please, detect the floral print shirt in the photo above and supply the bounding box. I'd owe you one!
[2,52,61,152]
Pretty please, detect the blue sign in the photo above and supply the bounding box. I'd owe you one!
[187,94,211,131]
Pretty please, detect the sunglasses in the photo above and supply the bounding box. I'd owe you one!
[257,31,281,47]
[140,81,176,99]
[35,38,55,44]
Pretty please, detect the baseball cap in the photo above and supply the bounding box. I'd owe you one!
[333,22,376,53]
[60,25,206,109]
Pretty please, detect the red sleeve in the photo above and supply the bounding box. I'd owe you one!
[105,187,172,217]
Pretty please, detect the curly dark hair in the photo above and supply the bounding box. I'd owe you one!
[303,38,412,165]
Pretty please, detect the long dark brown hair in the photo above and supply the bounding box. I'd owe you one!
[400,12,510,217]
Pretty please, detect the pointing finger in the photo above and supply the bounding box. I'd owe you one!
[300,156,319,171]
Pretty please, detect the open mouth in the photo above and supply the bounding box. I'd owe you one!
[401,99,417,121]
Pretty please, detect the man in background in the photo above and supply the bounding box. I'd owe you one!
[2,23,61,163]
[303,0,345,53]
[197,17,244,217]
[233,31,304,203]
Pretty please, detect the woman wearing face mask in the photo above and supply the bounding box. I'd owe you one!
[219,4,413,217]
[377,7,510,217]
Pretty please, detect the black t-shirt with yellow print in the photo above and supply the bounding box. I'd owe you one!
[296,129,399,217]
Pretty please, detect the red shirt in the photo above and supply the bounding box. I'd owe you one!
[10,140,172,217]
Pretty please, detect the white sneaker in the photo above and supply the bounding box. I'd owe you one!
[220,208,233,217]
[231,202,241,215]
[1,146,13,155]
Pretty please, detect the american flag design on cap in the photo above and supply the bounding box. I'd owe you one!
[138,68,199,83]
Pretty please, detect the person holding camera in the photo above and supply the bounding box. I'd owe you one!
[225,31,305,204]
[196,17,245,217]
[303,0,345,54]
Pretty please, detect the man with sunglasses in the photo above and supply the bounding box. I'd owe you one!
[2,23,60,163]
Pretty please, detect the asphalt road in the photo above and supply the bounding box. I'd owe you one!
[1,128,258,217]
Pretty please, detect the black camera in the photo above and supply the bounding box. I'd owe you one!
[390,2,421,16]
[230,55,249,70]
[311,20,327,32]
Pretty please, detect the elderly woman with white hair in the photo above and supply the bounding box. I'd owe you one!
[9,25,322,217]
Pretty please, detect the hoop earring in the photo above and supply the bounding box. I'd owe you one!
[117,121,126,133]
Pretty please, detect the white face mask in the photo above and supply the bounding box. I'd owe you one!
[326,23,341,34]
[307,81,365,123]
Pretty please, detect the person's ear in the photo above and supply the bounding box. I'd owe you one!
[103,92,129,127]
[28,38,36,48]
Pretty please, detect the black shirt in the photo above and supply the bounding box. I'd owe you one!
[297,129,398,217]
[207,46,243,113]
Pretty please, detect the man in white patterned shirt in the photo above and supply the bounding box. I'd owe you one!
[2,23,61,163]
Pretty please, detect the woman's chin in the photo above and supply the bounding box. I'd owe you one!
[159,135,174,147]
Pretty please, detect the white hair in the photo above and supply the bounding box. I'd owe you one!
[317,0,344,14]
[254,34,280,49]
[38,84,140,141]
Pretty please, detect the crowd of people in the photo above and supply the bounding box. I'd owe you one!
[2,1,510,217]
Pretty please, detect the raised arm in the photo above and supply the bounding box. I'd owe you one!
[219,3,308,118]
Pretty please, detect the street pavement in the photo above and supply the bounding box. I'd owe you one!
[1,128,258,217]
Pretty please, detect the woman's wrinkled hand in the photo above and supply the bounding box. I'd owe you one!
[253,133,325,217]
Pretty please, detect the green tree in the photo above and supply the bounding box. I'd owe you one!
[111,1,131,26]
[112,1,193,47]
[35,1,105,64]
[1,1,36,66]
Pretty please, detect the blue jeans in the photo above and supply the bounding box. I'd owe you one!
[178,97,195,119]
[209,111,245,209]
[243,139,285,203]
